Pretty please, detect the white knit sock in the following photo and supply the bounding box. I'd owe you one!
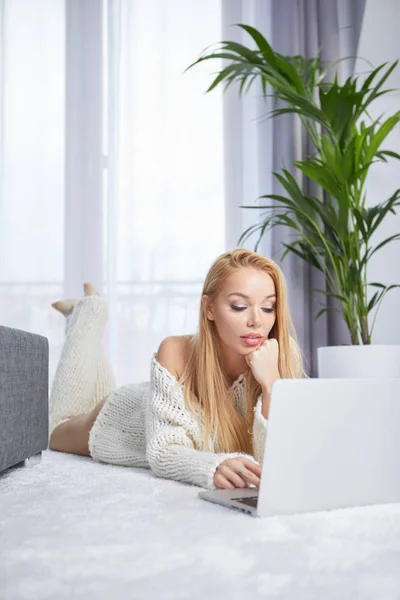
[49,296,116,436]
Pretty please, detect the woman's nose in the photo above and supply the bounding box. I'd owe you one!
[247,308,261,327]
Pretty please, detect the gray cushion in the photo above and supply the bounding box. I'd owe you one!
[0,325,49,472]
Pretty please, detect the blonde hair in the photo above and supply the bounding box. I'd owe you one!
[180,249,304,455]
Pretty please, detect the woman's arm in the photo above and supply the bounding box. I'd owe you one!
[146,338,258,489]
[253,396,268,464]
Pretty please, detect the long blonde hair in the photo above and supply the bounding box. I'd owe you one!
[180,249,303,454]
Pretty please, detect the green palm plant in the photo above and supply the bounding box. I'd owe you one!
[188,24,400,345]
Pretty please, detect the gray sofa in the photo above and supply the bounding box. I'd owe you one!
[0,325,49,473]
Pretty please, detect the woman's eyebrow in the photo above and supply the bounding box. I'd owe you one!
[227,292,276,300]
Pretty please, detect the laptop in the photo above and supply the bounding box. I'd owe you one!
[199,378,400,517]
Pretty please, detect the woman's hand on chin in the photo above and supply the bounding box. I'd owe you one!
[245,337,280,391]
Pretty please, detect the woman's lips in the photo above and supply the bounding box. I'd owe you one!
[241,335,262,347]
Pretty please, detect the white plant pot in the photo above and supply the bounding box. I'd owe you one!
[317,345,400,378]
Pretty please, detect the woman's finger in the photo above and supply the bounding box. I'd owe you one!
[215,473,234,489]
[240,467,260,488]
[237,460,261,487]
[243,460,262,477]
[219,465,248,488]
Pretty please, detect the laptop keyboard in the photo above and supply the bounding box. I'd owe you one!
[234,496,258,508]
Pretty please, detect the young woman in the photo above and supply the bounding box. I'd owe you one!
[49,249,303,490]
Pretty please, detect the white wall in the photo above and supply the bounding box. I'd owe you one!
[355,0,400,344]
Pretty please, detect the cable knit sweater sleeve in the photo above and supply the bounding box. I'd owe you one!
[146,358,259,490]
[252,396,268,464]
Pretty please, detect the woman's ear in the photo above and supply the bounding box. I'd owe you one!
[202,294,214,321]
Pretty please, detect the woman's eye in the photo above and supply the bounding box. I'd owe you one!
[231,305,276,313]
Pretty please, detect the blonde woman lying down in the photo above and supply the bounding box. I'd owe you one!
[49,249,303,490]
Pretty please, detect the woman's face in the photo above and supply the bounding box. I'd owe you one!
[204,267,277,356]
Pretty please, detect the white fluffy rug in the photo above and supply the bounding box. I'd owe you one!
[1,450,400,600]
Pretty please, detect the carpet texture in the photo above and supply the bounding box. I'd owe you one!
[1,450,400,600]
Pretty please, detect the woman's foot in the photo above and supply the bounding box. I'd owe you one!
[51,299,75,316]
[83,282,100,297]
[51,282,100,315]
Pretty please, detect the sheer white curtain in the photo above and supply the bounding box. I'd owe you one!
[0,0,224,385]
[221,0,274,255]
[103,0,224,383]
[0,0,65,381]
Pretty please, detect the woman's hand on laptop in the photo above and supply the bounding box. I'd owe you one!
[214,457,261,489]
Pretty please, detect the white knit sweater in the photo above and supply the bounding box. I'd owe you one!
[89,356,268,490]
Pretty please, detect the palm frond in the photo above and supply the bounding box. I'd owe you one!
[189,24,400,344]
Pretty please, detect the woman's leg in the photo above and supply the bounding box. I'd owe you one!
[48,284,116,455]
[49,397,107,456]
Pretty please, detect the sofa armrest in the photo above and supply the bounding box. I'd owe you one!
[0,325,49,472]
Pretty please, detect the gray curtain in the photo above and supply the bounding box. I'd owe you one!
[222,0,366,375]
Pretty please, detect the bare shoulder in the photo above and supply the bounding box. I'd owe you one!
[155,335,193,380]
